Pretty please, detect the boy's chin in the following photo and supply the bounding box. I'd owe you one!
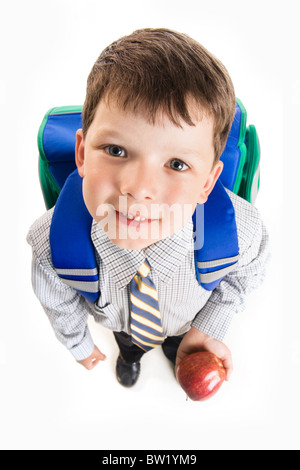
[105,225,177,250]
[108,237,159,251]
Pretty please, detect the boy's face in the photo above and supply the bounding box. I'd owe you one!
[75,98,223,250]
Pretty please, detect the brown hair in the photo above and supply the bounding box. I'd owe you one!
[82,28,236,163]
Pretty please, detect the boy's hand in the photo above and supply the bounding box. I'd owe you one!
[175,327,233,381]
[77,345,106,370]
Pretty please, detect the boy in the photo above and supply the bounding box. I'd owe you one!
[27,28,269,387]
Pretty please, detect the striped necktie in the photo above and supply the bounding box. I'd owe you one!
[130,260,165,352]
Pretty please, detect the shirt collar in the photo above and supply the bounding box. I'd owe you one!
[91,219,194,289]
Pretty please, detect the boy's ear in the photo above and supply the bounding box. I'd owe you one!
[75,129,85,178]
[198,160,223,204]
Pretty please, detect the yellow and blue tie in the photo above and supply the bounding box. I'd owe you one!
[130,260,165,351]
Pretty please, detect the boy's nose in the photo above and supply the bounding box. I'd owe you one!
[119,163,158,201]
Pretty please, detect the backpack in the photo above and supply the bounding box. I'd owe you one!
[37,99,260,302]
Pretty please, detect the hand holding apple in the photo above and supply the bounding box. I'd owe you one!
[175,327,233,382]
[177,351,226,401]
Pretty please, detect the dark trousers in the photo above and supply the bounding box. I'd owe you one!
[113,331,185,365]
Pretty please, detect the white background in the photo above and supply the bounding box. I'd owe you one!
[0,0,298,450]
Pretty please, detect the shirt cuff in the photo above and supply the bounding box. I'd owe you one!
[192,306,234,342]
[69,327,95,361]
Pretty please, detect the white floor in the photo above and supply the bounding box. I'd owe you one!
[1,0,298,451]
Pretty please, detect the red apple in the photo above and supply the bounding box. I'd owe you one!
[177,352,226,401]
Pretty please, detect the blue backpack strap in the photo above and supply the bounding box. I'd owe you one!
[50,169,100,303]
[193,179,240,291]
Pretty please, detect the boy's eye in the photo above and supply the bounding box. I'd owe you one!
[105,145,126,157]
[167,159,189,172]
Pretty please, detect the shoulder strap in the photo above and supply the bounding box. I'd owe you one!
[50,171,239,299]
[193,178,240,290]
[50,169,99,303]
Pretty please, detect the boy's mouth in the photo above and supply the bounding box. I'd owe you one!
[116,210,159,227]
[120,212,147,222]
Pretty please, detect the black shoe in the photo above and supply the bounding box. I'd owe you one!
[116,355,141,387]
